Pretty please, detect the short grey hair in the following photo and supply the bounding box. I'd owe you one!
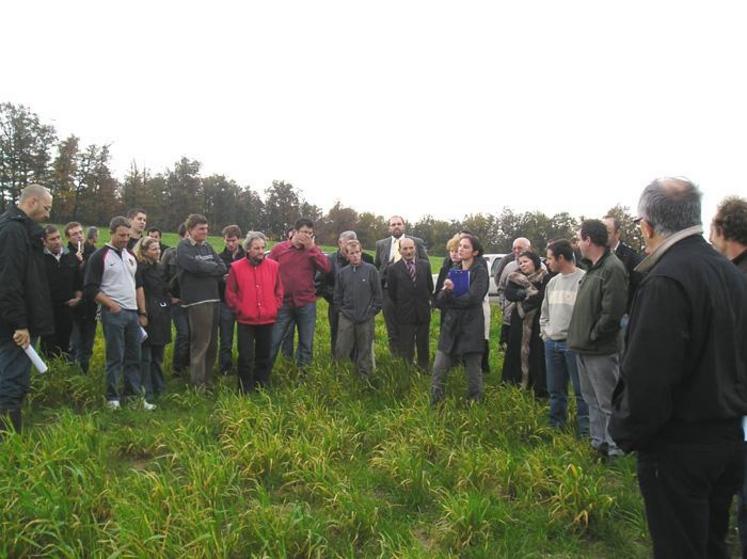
[243,231,267,251]
[338,230,357,242]
[19,184,51,203]
[638,177,702,237]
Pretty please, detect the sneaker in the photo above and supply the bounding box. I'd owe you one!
[143,401,157,411]
[106,400,121,410]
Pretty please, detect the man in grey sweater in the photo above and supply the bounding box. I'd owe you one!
[540,239,589,435]
[333,240,382,378]
[176,214,226,387]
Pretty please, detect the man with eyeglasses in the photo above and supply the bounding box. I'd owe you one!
[610,178,747,558]
[0,184,55,435]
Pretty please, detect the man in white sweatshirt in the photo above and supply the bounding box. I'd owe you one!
[540,239,589,435]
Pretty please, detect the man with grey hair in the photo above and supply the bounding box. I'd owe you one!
[0,184,54,434]
[318,230,373,356]
[375,216,428,353]
[610,177,747,558]
[495,237,531,348]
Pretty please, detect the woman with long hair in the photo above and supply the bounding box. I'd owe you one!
[431,234,489,405]
[501,250,548,397]
[134,237,171,408]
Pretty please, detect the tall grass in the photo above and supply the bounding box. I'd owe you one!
[0,301,650,557]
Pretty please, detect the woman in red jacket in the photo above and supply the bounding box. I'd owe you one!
[225,232,284,393]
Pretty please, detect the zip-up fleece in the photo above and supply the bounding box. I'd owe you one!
[225,257,284,325]
[567,249,628,355]
[175,239,226,306]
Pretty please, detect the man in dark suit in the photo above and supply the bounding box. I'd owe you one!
[387,237,433,370]
[374,215,428,352]
[602,216,642,312]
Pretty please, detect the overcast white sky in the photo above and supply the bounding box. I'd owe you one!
[4,0,746,223]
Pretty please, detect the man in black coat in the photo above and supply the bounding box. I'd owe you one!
[0,184,54,434]
[374,215,428,353]
[609,177,747,559]
[65,221,97,373]
[386,237,433,370]
[41,225,82,359]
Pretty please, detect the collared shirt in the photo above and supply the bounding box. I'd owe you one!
[268,240,331,308]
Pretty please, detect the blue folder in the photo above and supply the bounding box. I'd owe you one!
[447,268,470,297]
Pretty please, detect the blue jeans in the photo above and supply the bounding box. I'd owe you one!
[140,343,165,401]
[219,303,237,372]
[100,308,142,401]
[0,338,35,410]
[270,302,316,370]
[544,339,589,434]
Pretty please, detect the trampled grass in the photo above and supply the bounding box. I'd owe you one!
[1,302,650,557]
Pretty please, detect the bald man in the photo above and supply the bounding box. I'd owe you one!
[0,185,55,435]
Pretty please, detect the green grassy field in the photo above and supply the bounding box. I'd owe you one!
[1,282,654,558]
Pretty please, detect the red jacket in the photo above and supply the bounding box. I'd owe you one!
[225,257,284,325]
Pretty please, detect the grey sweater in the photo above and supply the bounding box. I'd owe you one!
[175,239,227,306]
[540,269,585,341]
[334,262,382,323]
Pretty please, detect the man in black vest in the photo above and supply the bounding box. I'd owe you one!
[386,237,433,370]
[610,177,747,558]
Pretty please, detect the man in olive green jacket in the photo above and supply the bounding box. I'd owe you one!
[568,219,628,458]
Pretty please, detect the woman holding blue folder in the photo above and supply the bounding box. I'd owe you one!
[431,234,489,405]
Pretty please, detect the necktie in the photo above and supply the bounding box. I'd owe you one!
[407,260,416,283]
[391,238,402,263]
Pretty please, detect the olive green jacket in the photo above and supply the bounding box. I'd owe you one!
[567,249,628,355]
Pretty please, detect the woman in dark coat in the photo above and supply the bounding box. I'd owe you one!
[501,250,548,398]
[431,234,489,405]
[135,237,171,407]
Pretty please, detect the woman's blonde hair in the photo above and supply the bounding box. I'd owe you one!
[133,236,160,263]
[445,233,461,252]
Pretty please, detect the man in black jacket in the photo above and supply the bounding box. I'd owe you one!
[65,221,97,372]
[0,184,54,434]
[41,225,82,359]
[610,177,747,559]
[217,225,245,374]
[386,237,434,370]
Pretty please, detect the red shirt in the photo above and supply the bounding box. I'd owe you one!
[268,240,331,308]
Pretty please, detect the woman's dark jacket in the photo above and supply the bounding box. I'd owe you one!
[434,258,489,355]
[137,261,172,346]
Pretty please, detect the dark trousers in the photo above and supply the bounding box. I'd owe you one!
[140,343,165,401]
[637,439,744,559]
[431,350,483,404]
[328,303,340,356]
[739,442,747,559]
[236,323,274,392]
[381,290,399,353]
[41,303,74,359]
[171,304,190,374]
[397,319,430,370]
[219,302,237,372]
[0,338,35,411]
[70,314,97,373]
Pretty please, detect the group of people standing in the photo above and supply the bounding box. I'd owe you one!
[1,180,747,558]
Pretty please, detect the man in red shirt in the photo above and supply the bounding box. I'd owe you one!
[268,218,330,374]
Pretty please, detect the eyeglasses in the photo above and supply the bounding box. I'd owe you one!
[633,216,644,224]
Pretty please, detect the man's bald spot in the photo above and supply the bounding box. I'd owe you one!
[19,184,51,203]
[513,237,531,249]
[399,238,415,249]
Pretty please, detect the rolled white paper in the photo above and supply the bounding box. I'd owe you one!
[24,345,48,374]
[139,326,149,343]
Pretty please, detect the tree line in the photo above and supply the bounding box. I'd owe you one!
[1,102,643,255]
